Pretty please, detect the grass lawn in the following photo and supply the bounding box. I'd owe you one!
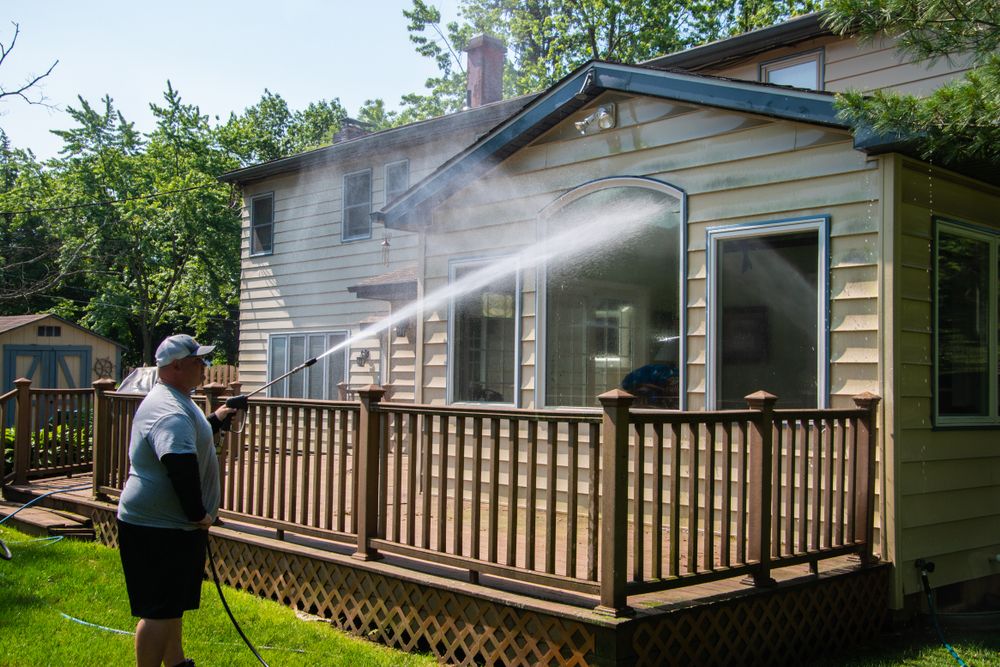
[0,524,436,667]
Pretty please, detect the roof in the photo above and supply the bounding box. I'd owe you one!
[219,96,538,186]
[642,13,831,71]
[0,313,125,347]
[378,60,846,230]
[347,267,418,301]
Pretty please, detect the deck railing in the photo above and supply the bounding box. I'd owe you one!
[7,378,95,484]
[89,380,879,616]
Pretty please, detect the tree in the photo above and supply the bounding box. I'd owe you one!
[218,90,348,166]
[395,0,821,121]
[0,22,58,109]
[50,86,240,365]
[824,0,1000,164]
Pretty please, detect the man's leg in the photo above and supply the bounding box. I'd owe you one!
[135,617,184,667]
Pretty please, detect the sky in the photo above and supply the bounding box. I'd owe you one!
[1,0,461,160]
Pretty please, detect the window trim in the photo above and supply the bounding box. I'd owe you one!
[249,192,275,256]
[266,331,350,399]
[705,216,830,410]
[536,176,688,409]
[384,159,410,206]
[759,48,825,91]
[933,217,1000,426]
[447,255,522,406]
[342,169,373,242]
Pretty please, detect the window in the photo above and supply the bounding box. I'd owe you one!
[934,219,999,425]
[707,218,828,409]
[250,193,274,255]
[37,326,62,337]
[385,160,409,205]
[542,180,683,408]
[343,170,372,240]
[451,262,517,403]
[267,332,348,399]
[760,50,823,90]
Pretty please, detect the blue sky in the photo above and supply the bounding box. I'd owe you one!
[1,0,460,160]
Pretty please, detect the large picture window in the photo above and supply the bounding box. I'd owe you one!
[267,332,348,399]
[542,180,683,409]
[935,219,999,424]
[451,262,517,403]
[250,193,274,255]
[343,170,372,241]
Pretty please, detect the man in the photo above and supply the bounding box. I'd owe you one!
[117,334,235,667]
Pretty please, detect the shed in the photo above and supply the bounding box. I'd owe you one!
[0,314,124,392]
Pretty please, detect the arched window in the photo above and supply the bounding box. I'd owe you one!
[539,178,685,408]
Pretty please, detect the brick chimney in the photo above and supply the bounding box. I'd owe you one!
[464,34,505,108]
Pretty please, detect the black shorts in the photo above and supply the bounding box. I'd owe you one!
[117,519,207,619]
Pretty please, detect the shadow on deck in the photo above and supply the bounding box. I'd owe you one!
[4,474,890,667]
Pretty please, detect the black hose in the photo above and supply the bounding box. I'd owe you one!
[916,560,968,667]
[206,538,269,667]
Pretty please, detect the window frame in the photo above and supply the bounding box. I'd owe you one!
[536,176,687,410]
[249,192,275,256]
[705,216,830,410]
[266,331,350,400]
[759,48,825,91]
[933,217,1000,426]
[447,255,521,406]
[384,159,410,206]
[342,169,373,242]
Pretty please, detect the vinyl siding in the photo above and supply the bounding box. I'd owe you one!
[892,160,1000,603]
[702,33,973,94]
[418,92,880,411]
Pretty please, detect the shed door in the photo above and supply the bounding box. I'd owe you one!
[3,345,92,391]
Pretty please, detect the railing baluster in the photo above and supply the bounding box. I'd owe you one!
[392,412,403,542]
[488,418,500,565]
[471,418,483,571]
[651,422,664,580]
[438,415,449,553]
[566,422,578,578]
[687,423,699,574]
[545,422,558,575]
[811,419,822,551]
[669,423,681,577]
[422,414,433,550]
[633,422,644,583]
[406,413,418,546]
[721,421,733,568]
[704,422,716,571]
[525,420,537,572]
[797,418,808,555]
[506,418,519,567]
[587,421,600,583]
[455,416,468,556]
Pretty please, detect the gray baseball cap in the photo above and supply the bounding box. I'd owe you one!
[155,334,215,367]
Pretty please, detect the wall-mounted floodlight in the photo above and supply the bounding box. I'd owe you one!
[574,103,616,135]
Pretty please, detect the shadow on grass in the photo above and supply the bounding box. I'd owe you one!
[806,618,1000,666]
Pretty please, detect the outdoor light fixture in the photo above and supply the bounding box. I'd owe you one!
[574,104,616,135]
[355,348,371,368]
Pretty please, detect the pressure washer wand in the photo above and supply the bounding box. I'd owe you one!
[220,357,318,432]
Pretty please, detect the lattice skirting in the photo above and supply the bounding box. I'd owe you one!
[90,508,889,667]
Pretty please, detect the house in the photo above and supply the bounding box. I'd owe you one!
[0,313,123,393]
[221,13,997,620]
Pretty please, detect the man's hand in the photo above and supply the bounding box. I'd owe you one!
[195,513,214,530]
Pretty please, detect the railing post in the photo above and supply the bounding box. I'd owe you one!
[596,388,634,617]
[91,378,116,500]
[852,392,881,565]
[745,390,777,587]
[354,384,386,561]
[201,382,225,414]
[227,380,242,397]
[13,378,31,485]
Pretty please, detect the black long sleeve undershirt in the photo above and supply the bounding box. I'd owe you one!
[160,453,207,522]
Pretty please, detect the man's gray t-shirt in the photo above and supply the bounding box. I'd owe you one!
[117,382,220,530]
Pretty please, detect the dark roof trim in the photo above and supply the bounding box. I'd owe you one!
[643,13,830,71]
[380,61,843,230]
